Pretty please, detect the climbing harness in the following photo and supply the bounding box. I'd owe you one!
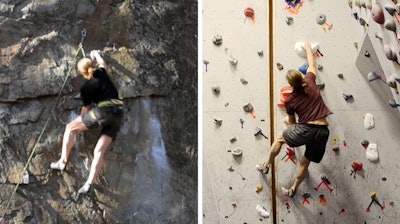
[1,29,87,218]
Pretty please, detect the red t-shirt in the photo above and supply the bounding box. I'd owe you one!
[284,72,332,123]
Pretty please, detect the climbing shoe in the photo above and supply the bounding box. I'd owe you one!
[50,161,66,171]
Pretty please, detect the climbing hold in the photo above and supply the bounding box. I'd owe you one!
[243,103,256,118]
[338,73,344,79]
[353,12,359,20]
[211,85,221,96]
[343,93,353,101]
[317,83,325,90]
[254,127,268,139]
[212,34,223,46]
[228,55,238,65]
[384,44,398,63]
[230,137,237,143]
[317,64,323,71]
[231,148,243,156]
[355,0,361,7]
[244,7,255,23]
[384,19,396,32]
[385,4,397,15]
[257,50,264,56]
[361,139,369,148]
[240,118,244,128]
[354,41,358,49]
[389,99,400,108]
[277,63,284,70]
[295,42,319,58]
[363,113,375,130]
[240,78,248,85]
[203,60,209,73]
[371,1,385,24]
[298,62,309,74]
[256,204,270,218]
[214,117,223,126]
[367,72,381,82]
[349,0,353,8]
[359,18,369,27]
[366,0,372,10]
[255,184,263,192]
[351,160,363,171]
[286,16,294,25]
[387,75,397,90]
[278,85,293,107]
[228,166,235,172]
[385,3,400,23]
[316,14,327,25]
[366,143,379,161]
[382,177,387,181]
[361,0,366,8]
[375,31,383,40]
[21,171,29,184]
[365,51,370,57]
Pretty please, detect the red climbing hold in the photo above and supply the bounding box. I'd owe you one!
[351,160,363,171]
[244,7,255,23]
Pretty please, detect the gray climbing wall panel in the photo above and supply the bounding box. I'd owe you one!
[203,0,400,223]
[202,0,271,223]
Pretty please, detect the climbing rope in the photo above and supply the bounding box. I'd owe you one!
[1,29,87,218]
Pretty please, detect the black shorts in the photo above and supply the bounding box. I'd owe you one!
[282,123,329,163]
[82,105,123,140]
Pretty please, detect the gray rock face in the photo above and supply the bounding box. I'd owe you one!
[0,0,197,223]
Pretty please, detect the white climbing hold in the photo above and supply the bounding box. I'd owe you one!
[256,204,270,218]
[363,113,375,130]
[366,143,379,161]
[228,54,238,65]
[21,171,29,184]
[294,42,319,58]
[231,148,243,156]
[366,0,372,10]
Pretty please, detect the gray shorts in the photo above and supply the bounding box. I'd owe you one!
[82,105,123,140]
[283,123,329,163]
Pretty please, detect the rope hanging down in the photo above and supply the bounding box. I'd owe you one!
[1,29,87,218]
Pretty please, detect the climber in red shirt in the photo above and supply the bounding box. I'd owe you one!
[258,42,332,197]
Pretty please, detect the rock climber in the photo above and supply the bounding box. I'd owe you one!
[50,50,123,196]
[257,42,332,197]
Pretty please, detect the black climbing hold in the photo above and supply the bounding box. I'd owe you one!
[212,35,223,46]
[343,93,353,101]
[361,139,369,148]
[365,51,370,57]
[211,86,221,95]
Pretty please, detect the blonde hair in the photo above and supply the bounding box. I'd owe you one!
[77,58,96,79]
[286,69,307,94]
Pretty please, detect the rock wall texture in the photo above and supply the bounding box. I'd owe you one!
[0,0,197,223]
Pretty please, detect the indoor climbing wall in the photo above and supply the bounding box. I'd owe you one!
[274,0,400,223]
[202,0,272,223]
[203,0,400,223]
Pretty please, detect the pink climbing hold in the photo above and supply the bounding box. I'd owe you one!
[244,7,255,23]
[371,1,385,24]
